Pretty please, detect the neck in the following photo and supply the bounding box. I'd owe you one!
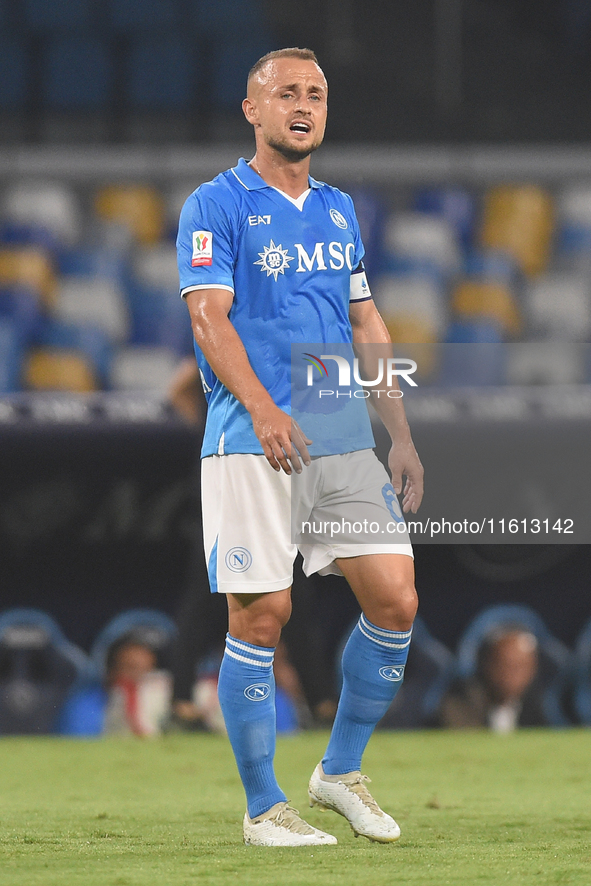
[249,147,311,199]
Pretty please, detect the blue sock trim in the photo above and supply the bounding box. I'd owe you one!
[225,634,275,668]
[358,614,412,649]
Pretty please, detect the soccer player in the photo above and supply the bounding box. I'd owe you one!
[177,48,423,846]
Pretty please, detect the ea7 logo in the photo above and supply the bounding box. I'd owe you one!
[244,683,271,701]
[379,666,405,682]
[249,215,271,226]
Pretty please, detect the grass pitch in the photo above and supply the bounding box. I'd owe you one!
[1,730,590,886]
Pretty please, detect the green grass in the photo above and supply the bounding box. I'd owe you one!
[1,730,590,886]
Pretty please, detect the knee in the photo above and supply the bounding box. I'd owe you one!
[229,596,292,648]
[368,582,418,633]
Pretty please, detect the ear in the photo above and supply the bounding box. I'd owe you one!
[242,97,258,126]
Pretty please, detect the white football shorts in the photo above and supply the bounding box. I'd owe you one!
[201,450,413,595]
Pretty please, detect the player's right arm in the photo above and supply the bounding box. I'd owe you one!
[184,288,311,475]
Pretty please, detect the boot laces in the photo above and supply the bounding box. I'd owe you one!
[274,803,317,835]
[343,774,384,816]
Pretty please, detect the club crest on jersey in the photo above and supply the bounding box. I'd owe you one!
[330,208,348,229]
[192,230,213,267]
[254,239,294,281]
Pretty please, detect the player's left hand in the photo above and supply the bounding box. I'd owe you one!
[388,438,424,513]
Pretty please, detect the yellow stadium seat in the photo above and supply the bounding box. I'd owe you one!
[0,247,57,308]
[480,185,553,277]
[452,280,521,336]
[382,316,440,381]
[94,184,165,245]
[24,349,97,392]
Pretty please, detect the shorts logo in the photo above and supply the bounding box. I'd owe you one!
[381,483,405,523]
[225,547,252,573]
[244,683,271,701]
[192,230,213,266]
[330,208,348,229]
[379,666,405,682]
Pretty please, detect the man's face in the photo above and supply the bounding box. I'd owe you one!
[484,633,538,703]
[244,58,328,161]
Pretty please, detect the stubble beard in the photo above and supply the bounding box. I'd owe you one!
[265,132,324,164]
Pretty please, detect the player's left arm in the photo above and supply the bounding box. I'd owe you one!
[349,298,424,513]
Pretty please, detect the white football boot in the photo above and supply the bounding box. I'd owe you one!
[308,763,401,843]
[243,801,338,846]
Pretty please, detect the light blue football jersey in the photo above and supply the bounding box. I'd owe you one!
[177,157,375,457]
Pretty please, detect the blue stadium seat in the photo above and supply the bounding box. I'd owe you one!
[454,605,572,727]
[0,319,23,393]
[126,282,193,355]
[0,286,43,340]
[0,37,28,110]
[0,609,92,734]
[211,38,274,110]
[190,0,268,40]
[573,618,591,725]
[126,37,197,110]
[414,186,476,251]
[335,616,455,730]
[108,0,179,32]
[0,221,60,253]
[35,318,113,387]
[91,609,177,679]
[43,37,112,110]
[23,0,95,32]
[439,323,505,386]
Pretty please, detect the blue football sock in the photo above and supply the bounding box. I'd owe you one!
[322,614,413,775]
[217,634,287,818]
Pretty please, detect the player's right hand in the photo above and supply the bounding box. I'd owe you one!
[250,402,312,474]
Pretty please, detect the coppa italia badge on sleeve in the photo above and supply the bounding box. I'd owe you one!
[192,230,213,266]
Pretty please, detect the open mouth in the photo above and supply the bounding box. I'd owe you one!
[290,120,311,134]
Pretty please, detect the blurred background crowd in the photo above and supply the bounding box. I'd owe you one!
[2,173,591,393]
[1,0,591,738]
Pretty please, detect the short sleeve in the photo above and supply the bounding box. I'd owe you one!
[176,184,237,298]
[344,192,365,269]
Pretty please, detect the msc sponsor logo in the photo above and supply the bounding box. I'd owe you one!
[330,208,348,229]
[225,547,252,573]
[253,240,355,278]
[379,666,405,682]
[254,240,294,280]
[244,682,271,701]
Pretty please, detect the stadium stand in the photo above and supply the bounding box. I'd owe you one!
[94,184,165,245]
[42,37,112,112]
[572,617,591,726]
[58,609,177,736]
[90,609,177,678]
[0,168,590,392]
[480,185,554,278]
[0,608,91,734]
[452,604,572,728]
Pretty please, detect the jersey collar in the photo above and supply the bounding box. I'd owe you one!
[233,157,324,191]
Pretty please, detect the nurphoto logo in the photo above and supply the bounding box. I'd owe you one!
[303,353,418,398]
